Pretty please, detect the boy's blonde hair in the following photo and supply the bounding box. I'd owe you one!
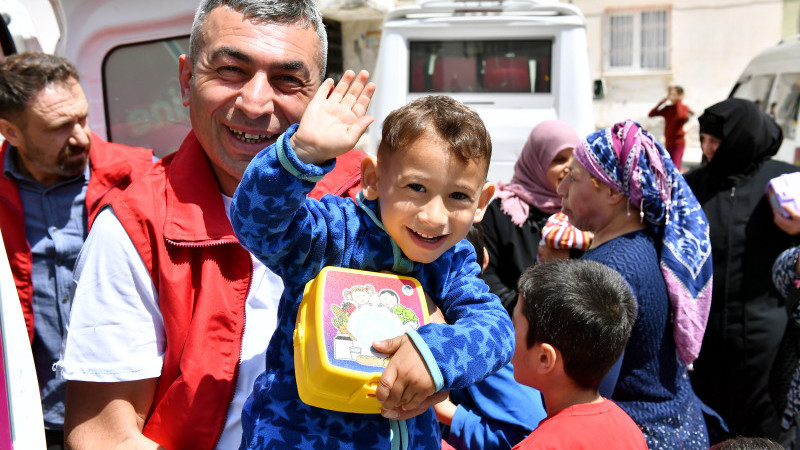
[378,95,492,175]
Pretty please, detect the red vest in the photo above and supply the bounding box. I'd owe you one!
[111,131,363,449]
[0,134,154,341]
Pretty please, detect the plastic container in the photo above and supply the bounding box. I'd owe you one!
[293,267,430,413]
[766,172,800,218]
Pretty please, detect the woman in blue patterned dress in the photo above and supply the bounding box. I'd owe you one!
[556,120,714,448]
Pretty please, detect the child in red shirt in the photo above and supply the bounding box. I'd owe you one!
[649,85,693,170]
[510,260,647,449]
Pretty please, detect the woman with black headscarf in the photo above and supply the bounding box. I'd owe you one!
[685,98,800,445]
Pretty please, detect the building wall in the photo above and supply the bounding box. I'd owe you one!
[571,0,783,164]
[341,20,384,76]
[784,0,800,35]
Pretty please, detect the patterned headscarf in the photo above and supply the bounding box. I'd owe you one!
[574,120,713,366]
[496,120,580,225]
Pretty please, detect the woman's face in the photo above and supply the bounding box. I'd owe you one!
[546,148,573,190]
[556,159,607,232]
[700,133,722,162]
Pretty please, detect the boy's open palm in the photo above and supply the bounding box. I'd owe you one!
[291,70,375,165]
[373,335,436,416]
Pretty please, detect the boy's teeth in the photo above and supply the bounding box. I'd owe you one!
[414,230,440,240]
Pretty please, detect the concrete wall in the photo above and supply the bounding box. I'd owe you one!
[341,20,384,75]
[570,0,783,164]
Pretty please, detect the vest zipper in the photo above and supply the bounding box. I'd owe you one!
[165,237,240,248]
[211,249,253,449]
[165,237,249,448]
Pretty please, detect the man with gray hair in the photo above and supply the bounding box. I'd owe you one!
[0,51,154,449]
[59,0,367,448]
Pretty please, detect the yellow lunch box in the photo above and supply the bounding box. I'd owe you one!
[293,267,430,414]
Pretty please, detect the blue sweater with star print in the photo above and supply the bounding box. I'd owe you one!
[231,125,514,450]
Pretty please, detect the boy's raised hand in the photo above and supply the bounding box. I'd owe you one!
[291,70,375,166]
[373,335,437,419]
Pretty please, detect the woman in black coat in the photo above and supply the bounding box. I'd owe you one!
[685,98,800,445]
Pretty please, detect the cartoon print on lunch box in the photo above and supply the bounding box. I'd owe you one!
[322,271,427,371]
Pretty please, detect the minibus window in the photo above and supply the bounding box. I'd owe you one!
[773,73,800,140]
[408,40,551,94]
[102,37,191,158]
[730,74,775,113]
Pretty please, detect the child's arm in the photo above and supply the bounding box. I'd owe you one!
[375,244,515,415]
[291,70,375,166]
[413,243,515,390]
[231,71,374,276]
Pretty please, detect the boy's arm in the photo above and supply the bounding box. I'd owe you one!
[375,245,514,414]
[231,71,374,275]
[415,246,515,390]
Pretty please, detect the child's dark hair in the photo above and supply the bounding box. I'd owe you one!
[517,260,637,389]
[465,223,485,269]
[710,437,784,450]
[378,95,492,174]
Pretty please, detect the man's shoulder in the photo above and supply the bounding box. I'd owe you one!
[309,149,366,200]
[91,132,154,161]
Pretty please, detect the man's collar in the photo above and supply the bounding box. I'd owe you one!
[3,144,90,186]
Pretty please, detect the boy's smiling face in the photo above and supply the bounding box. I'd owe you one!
[362,132,494,264]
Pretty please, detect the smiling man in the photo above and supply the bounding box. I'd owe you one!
[58,1,366,449]
[0,52,154,449]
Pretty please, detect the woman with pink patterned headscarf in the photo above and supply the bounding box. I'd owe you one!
[481,119,586,315]
[559,119,715,448]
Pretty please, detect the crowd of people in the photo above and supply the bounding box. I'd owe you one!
[1,0,799,449]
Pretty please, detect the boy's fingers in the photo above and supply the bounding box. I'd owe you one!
[311,78,335,103]
[383,391,448,421]
[352,82,376,118]
[375,363,395,403]
[400,390,426,411]
[341,70,371,110]
[343,116,374,146]
[372,335,404,354]
[329,70,356,102]
[377,366,404,407]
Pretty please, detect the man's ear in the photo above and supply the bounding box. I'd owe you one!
[178,54,193,107]
[473,181,495,223]
[360,154,380,200]
[0,118,22,147]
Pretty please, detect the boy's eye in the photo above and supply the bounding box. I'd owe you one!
[408,183,425,193]
[450,192,469,201]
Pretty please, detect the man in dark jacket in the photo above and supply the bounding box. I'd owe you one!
[685,98,800,446]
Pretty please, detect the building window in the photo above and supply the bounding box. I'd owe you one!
[606,8,669,72]
[324,19,343,82]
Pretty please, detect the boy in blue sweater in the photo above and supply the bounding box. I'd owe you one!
[231,70,514,449]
